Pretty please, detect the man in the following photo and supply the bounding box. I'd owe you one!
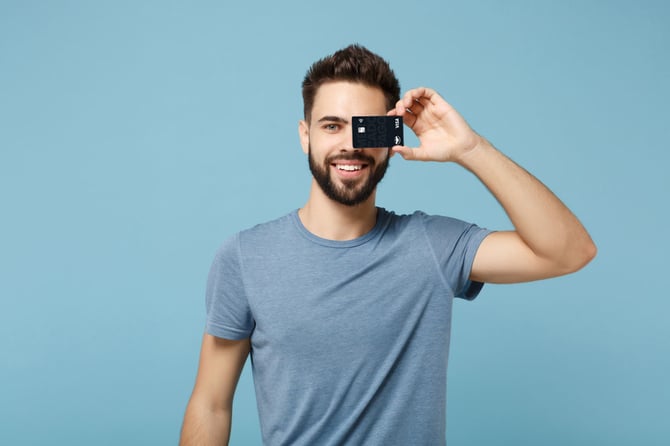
[180,44,596,445]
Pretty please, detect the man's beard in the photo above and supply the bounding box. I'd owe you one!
[308,145,390,206]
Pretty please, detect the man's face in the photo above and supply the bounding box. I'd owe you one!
[299,81,391,206]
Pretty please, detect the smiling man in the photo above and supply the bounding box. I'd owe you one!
[180,44,596,446]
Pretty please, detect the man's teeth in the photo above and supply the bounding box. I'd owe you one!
[336,164,362,171]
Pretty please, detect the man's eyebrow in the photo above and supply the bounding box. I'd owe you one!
[317,116,349,124]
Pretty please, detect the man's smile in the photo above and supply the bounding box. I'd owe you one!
[332,161,369,177]
[335,164,364,171]
[328,154,374,179]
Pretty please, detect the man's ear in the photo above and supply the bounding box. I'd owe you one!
[298,120,309,154]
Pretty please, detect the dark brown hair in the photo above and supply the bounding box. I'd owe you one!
[301,44,401,122]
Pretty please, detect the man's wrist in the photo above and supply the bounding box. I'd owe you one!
[452,134,493,169]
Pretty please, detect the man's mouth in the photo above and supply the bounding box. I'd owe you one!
[329,154,374,175]
[334,163,365,172]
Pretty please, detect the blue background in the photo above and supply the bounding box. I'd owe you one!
[1,0,668,444]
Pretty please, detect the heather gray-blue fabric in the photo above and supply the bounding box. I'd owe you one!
[205,208,492,446]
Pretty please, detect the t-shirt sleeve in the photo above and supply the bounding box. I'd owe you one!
[421,212,493,300]
[205,234,255,339]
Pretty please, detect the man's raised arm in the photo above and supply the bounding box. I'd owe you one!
[389,87,596,283]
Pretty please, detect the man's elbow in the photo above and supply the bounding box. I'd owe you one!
[562,238,597,275]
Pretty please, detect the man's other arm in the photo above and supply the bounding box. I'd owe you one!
[180,334,250,446]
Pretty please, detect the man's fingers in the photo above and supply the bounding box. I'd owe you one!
[401,111,418,129]
[392,146,432,161]
[391,146,415,160]
[406,99,425,117]
[402,87,437,107]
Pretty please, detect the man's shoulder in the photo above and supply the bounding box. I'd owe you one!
[239,210,297,237]
[383,208,472,230]
[229,210,300,252]
[213,210,297,255]
[382,208,490,250]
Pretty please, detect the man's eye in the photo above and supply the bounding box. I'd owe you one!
[324,124,339,131]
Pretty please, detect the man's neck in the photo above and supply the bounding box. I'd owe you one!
[298,182,378,241]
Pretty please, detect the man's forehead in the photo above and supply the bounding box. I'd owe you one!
[310,81,387,119]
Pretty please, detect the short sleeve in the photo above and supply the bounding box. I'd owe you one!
[205,234,254,339]
[421,212,493,300]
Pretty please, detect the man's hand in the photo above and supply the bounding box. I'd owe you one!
[387,87,482,163]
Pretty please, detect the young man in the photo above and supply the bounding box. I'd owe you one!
[180,44,596,446]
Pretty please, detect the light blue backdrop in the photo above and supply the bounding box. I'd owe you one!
[1,0,668,445]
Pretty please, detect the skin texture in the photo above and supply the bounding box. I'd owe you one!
[179,81,596,445]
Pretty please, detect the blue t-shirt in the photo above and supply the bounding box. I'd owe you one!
[205,208,492,446]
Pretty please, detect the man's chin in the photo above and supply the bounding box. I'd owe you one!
[327,184,374,206]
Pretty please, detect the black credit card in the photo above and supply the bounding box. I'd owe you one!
[352,116,404,148]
